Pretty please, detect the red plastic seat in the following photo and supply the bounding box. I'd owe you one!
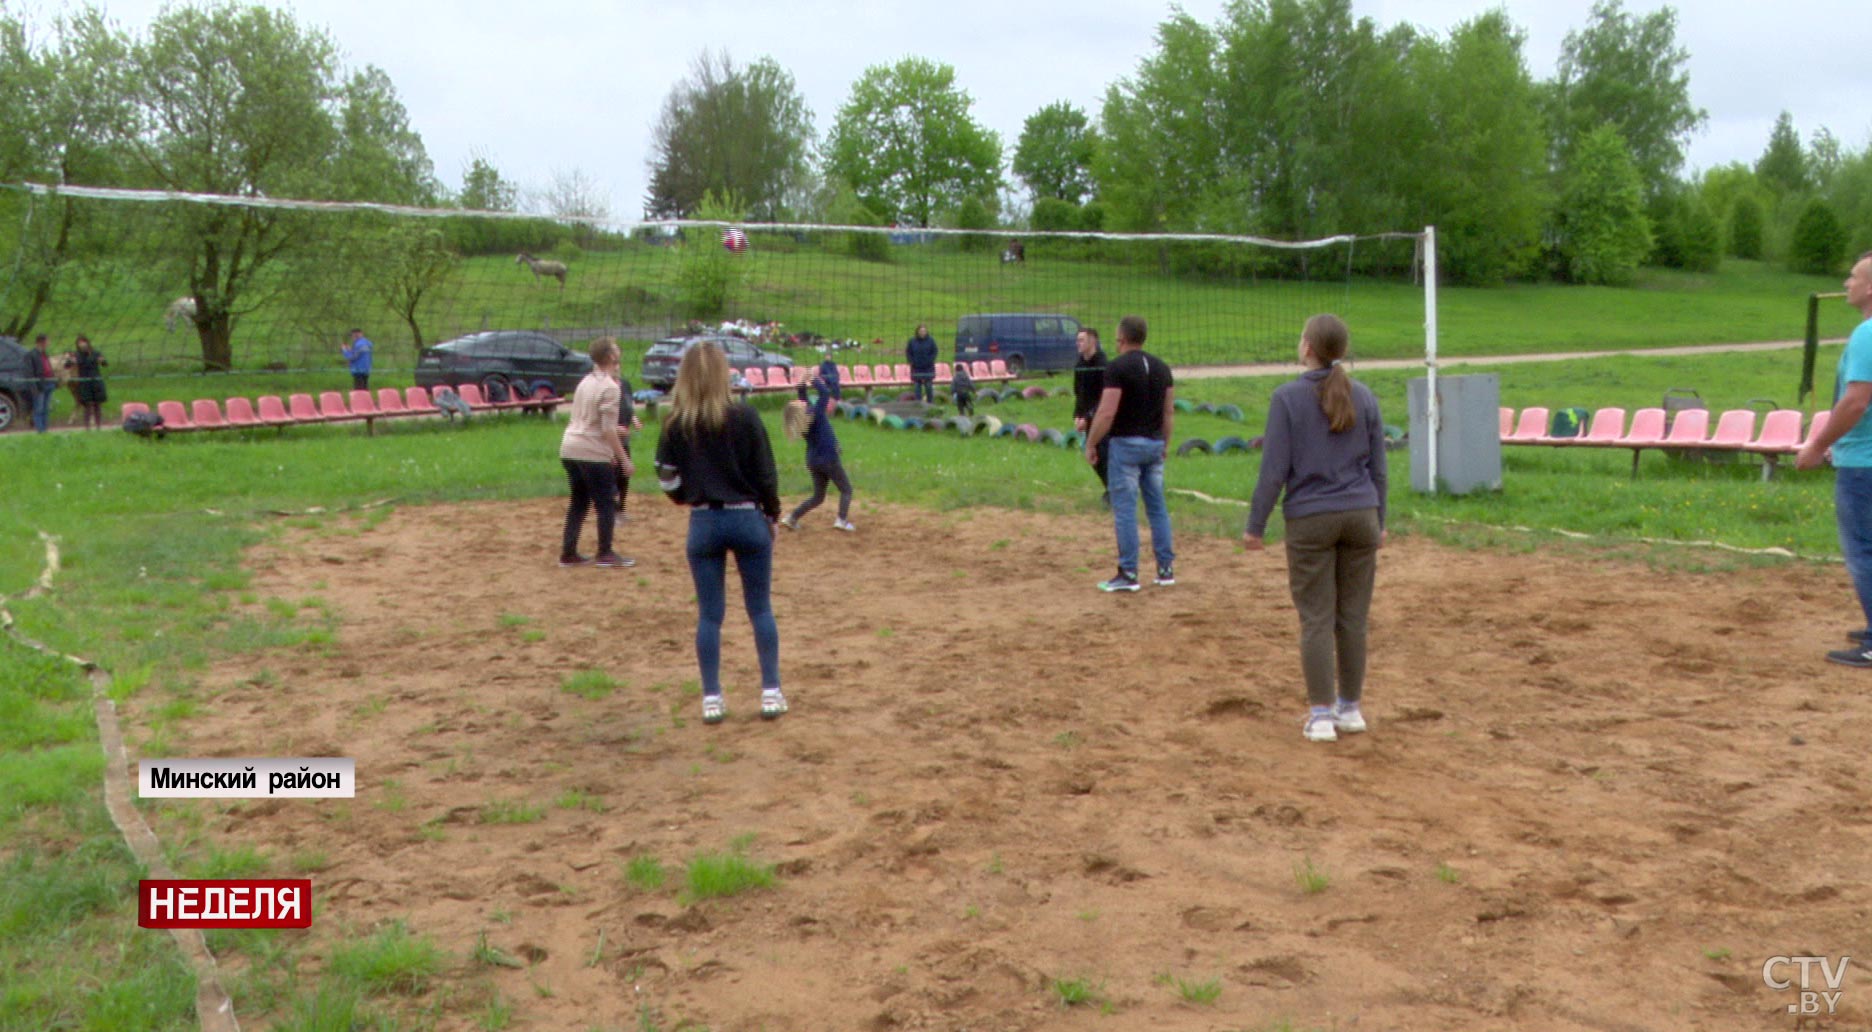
[190,399,227,429]
[121,401,151,421]
[257,395,293,426]
[317,391,354,421]
[349,390,380,417]
[455,383,489,408]
[988,360,1011,379]
[1499,407,1514,438]
[376,388,409,415]
[1804,410,1831,447]
[893,363,912,384]
[1745,409,1803,453]
[405,387,437,413]
[931,362,950,381]
[224,397,261,427]
[971,361,992,380]
[288,393,324,422]
[1505,406,1549,443]
[1706,410,1756,448]
[1619,408,1666,445]
[741,368,766,389]
[1661,408,1709,446]
[836,365,853,386]
[1574,407,1626,446]
[156,400,195,431]
[849,365,874,386]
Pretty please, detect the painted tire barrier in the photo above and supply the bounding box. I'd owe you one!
[850,404,869,420]
[1216,404,1244,422]
[899,391,918,403]
[1177,438,1213,456]
[1014,423,1041,443]
[922,417,946,432]
[1041,428,1066,446]
[981,415,1004,437]
[995,422,1016,438]
[902,417,924,430]
[884,414,908,430]
[834,402,852,418]
[1212,435,1251,454]
[1064,430,1084,449]
[948,416,974,434]
[870,408,889,425]
[976,389,999,404]
[1022,386,1050,401]
[1173,398,1195,413]
[1196,402,1217,414]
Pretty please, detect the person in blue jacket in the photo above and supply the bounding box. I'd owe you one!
[816,349,841,400]
[341,328,373,391]
[779,376,855,532]
[905,323,938,403]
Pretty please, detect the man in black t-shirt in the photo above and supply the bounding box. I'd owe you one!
[1082,315,1175,592]
[1072,327,1109,503]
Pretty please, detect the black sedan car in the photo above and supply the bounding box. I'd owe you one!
[638,334,793,391]
[413,331,594,398]
[0,336,31,432]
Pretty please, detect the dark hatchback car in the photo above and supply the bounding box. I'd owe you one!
[639,334,794,391]
[413,331,594,397]
[0,335,31,432]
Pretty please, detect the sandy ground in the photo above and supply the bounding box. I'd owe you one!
[142,496,1872,1031]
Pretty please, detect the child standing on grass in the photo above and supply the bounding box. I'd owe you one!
[1245,314,1387,744]
[779,376,855,532]
[951,362,975,416]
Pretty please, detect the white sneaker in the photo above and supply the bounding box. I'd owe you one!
[1303,713,1338,743]
[760,688,789,720]
[701,695,726,724]
[779,515,798,531]
[833,519,856,532]
[1333,703,1367,734]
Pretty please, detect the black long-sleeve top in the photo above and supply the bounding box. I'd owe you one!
[654,403,782,521]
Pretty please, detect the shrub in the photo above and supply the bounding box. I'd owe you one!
[1728,195,1765,260]
[1789,197,1849,276]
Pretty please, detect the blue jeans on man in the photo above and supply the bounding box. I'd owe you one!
[685,507,781,698]
[1837,466,1872,634]
[911,374,935,403]
[1107,435,1174,574]
[29,383,52,432]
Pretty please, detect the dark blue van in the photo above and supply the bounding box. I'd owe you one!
[953,313,1083,376]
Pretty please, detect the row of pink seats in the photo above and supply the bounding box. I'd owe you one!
[121,386,555,435]
[733,360,1016,392]
[1500,406,1828,478]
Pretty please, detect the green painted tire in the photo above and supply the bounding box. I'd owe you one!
[1176,438,1213,456]
[1173,398,1195,413]
[1216,404,1244,422]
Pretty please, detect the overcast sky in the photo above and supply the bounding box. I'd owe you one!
[43,0,1872,223]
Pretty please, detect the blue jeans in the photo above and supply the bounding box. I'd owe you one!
[29,383,52,432]
[686,508,780,697]
[911,374,935,403]
[1107,436,1174,574]
[1838,466,1872,632]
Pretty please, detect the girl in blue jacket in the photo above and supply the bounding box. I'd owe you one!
[780,377,855,532]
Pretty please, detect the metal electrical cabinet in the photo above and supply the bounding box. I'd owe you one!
[1407,373,1503,495]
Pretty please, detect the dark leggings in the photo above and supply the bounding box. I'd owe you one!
[561,459,618,558]
[614,440,632,516]
[789,460,852,522]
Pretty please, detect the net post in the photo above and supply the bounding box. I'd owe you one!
[1802,292,1820,405]
[1423,225,1439,495]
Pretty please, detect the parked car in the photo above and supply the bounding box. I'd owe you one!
[413,331,594,398]
[639,334,794,391]
[953,313,1084,376]
[0,335,30,432]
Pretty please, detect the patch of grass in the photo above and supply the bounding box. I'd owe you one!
[1436,862,1461,884]
[480,800,545,825]
[624,855,667,891]
[682,848,776,904]
[187,842,271,879]
[477,991,515,1030]
[560,668,619,701]
[1173,975,1222,1005]
[1051,976,1102,1007]
[555,788,607,813]
[473,930,524,969]
[520,628,547,643]
[1294,856,1331,895]
[290,848,332,874]
[1704,946,1732,961]
[325,920,446,995]
[498,612,531,628]
[1052,730,1082,749]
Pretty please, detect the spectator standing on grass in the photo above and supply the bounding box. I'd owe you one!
[655,341,787,724]
[1245,314,1387,743]
[27,333,54,433]
[780,376,856,533]
[951,361,975,417]
[341,328,373,391]
[906,323,938,403]
[70,335,107,431]
[818,349,842,400]
[1072,326,1110,506]
[1083,315,1175,592]
[613,366,642,525]
[1798,251,1872,668]
[558,338,633,570]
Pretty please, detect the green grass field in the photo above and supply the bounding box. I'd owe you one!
[0,343,1852,1027]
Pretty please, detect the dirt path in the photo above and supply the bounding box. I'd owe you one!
[140,497,1871,1031]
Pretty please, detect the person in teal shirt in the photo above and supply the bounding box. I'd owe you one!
[1798,250,1872,666]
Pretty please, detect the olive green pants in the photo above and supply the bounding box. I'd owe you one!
[1283,508,1381,707]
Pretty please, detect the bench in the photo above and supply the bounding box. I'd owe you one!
[1500,405,1828,480]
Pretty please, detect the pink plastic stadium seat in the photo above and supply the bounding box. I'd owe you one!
[376,388,409,416]
[836,365,853,386]
[1804,410,1831,448]
[190,399,228,430]
[224,397,261,427]
[740,368,765,389]
[455,383,488,408]
[120,401,150,421]
[872,364,896,385]
[971,361,991,380]
[257,395,292,426]
[156,400,194,431]
[288,393,324,422]
[1661,408,1709,446]
[317,391,353,421]
[1506,406,1549,443]
[892,363,912,384]
[1706,410,1757,449]
[1499,407,1515,438]
[1619,408,1667,445]
[1746,409,1803,453]
[349,390,380,417]
[405,387,437,412]
[931,362,950,380]
[1576,407,1626,446]
[850,365,874,386]
[988,360,1011,379]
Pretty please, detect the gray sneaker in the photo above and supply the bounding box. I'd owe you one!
[1098,569,1141,593]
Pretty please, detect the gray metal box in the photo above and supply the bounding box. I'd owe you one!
[1407,373,1502,495]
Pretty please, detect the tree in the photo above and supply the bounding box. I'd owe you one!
[1012,101,1097,205]
[824,57,1002,228]
[1097,12,1222,234]
[1678,194,1721,273]
[459,155,518,211]
[645,52,814,220]
[1548,0,1705,200]
[1728,194,1765,260]
[1755,111,1807,196]
[1556,124,1651,285]
[1789,198,1847,276]
[675,191,750,318]
[536,166,611,248]
[124,4,434,371]
[1407,10,1550,284]
[334,65,439,205]
[377,224,457,353]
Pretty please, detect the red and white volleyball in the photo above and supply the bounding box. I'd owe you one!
[722,229,749,254]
